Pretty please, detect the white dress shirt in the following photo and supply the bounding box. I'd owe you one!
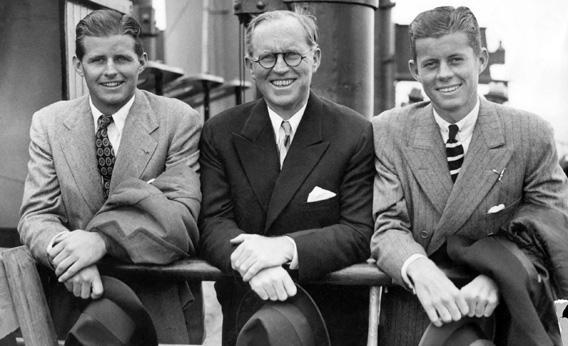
[89,95,135,151]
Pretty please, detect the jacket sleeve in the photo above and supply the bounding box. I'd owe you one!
[370,115,427,285]
[522,118,568,211]
[198,121,246,273]
[18,111,70,268]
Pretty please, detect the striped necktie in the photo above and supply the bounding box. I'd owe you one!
[96,114,115,198]
[278,120,292,167]
[446,124,464,183]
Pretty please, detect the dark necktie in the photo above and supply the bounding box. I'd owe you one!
[446,124,464,183]
[95,114,115,198]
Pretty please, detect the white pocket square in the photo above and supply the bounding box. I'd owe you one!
[307,186,336,203]
[487,204,505,214]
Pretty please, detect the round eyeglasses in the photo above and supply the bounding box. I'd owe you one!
[251,51,311,69]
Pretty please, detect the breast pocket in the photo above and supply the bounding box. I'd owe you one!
[486,197,522,231]
[302,196,340,227]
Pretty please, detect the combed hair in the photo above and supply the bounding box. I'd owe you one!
[75,9,144,60]
[409,6,482,60]
[245,10,319,56]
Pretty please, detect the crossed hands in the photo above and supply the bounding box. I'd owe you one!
[47,230,107,299]
[230,234,297,301]
[408,257,499,327]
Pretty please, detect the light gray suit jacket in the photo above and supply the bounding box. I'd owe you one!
[18,89,201,267]
[17,89,202,343]
[371,97,568,285]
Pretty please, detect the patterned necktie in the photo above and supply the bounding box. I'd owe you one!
[96,114,115,198]
[278,120,292,167]
[446,124,464,183]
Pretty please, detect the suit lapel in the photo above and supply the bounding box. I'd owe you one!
[60,96,105,212]
[265,94,329,231]
[110,90,158,190]
[233,99,281,212]
[431,99,513,248]
[402,104,452,215]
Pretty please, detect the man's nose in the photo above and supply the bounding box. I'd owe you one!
[437,61,453,80]
[104,60,118,75]
[272,54,289,72]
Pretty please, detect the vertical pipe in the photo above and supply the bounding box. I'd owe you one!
[201,0,209,72]
[374,0,395,115]
[286,0,378,118]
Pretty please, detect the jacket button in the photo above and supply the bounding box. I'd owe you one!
[419,230,429,239]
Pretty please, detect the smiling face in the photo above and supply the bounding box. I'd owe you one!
[246,16,321,119]
[73,34,146,115]
[409,31,488,123]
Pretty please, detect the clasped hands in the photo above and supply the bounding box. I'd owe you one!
[47,230,107,299]
[230,234,297,301]
[408,257,499,327]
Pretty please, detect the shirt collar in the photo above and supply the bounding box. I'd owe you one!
[90,94,135,132]
[433,97,480,140]
[268,103,307,140]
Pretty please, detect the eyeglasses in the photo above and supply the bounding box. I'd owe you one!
[251,51,312,69]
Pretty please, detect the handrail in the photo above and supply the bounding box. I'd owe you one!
[99,258,473,286]
[99,259,393,285]
[98,259,473,346]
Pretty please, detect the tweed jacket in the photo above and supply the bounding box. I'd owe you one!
[371,97,568,286]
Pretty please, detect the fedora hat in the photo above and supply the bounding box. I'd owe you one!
[236,284,331,346]
[65,276,157,346]
[419,317,495,346]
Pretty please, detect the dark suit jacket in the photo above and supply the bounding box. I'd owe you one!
[199,92,374,345]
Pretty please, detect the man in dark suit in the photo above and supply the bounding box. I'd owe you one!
[199,10,374,345]
[371,6,568,345]
[18,9,202,343]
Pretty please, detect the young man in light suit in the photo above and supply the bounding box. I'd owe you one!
[18,9,202,343]
[371,6,568,345]
[198,10,374,345]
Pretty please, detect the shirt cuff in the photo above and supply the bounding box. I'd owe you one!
[284,236,299,270]
[401,253,427,294]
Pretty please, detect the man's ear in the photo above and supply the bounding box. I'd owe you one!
[408,59,420,82]
[73,56,84,77]
[311,46,322,73]
[477,47,489,75]
[138,52,148,72]
[244,56,256,80]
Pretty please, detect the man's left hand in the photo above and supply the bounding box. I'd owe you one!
[460,274,499,318]
[249,266,297,301]
[230,234,293,281]
[49,230,107,282]
[62,264,104,300]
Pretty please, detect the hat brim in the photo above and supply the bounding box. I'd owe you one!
[236,284,330,346]
[419,317,494,346]
[65,276,157,346]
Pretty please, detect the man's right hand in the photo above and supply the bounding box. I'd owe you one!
[248,266,297,301]
[49,230,107,282]
[62,264,104,300]
[407,257,469,327]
